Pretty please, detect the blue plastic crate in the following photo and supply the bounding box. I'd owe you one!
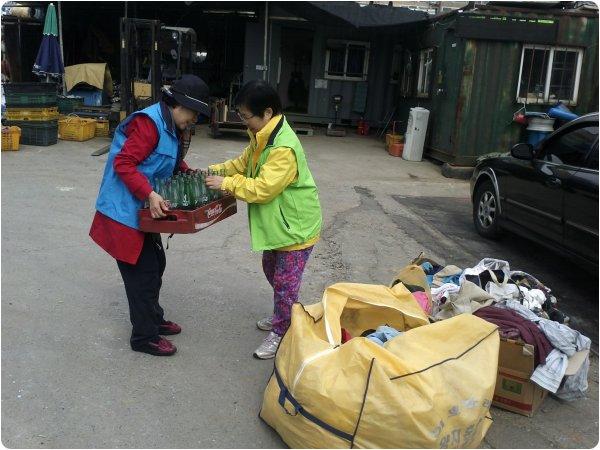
[67,88,105,107]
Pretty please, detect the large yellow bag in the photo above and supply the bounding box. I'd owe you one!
[260,282,499,448]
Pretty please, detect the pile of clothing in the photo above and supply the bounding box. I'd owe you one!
[392,255,591,401]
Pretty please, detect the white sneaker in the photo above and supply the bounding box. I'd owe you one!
[253,332,282,359]
[256,316,273,331]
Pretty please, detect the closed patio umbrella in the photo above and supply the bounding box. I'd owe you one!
[32,3,64,81]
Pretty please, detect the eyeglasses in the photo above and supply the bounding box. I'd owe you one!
[236,110,255,121]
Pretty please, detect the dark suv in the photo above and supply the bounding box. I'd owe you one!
[470,112,598,268]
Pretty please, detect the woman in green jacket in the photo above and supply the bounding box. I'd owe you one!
[206,80,322,359]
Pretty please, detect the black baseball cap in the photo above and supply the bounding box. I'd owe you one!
[163,75,210,117]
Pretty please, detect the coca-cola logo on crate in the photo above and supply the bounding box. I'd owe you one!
[205,204,223,219]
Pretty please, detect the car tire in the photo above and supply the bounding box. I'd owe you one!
[473,179,502,239]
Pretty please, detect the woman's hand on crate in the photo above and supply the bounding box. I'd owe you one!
[206,175,224,190]
[148,191,169,218]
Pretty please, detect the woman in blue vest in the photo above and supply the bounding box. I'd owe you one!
[90,75,210,356]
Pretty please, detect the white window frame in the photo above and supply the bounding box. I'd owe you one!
[516,44,584,106]
[324,40,370,81]
[417,48,434,97]
[390,45,402,84]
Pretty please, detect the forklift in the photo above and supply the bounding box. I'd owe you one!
[119,18,206,116]
[91,18,205,156]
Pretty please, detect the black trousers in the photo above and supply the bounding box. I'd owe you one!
[117,233,166,347]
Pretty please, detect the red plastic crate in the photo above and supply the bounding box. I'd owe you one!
[138,195,237,234]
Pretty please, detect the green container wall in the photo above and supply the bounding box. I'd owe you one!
[452,38,525,165]
[427,29,467,161]
[398,11,599,166]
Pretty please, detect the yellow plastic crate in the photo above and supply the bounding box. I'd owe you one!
[58,116,97,141]
[1,126,21,151]
[95,119,109,137]
[5,106,59,121]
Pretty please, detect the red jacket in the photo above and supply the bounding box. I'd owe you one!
[89,115,190,264]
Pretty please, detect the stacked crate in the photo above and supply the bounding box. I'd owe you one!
[57,95,84,115]
[3,83,59,146]
[1,126,21,151]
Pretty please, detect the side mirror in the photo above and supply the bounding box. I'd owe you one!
[511,142,534,160]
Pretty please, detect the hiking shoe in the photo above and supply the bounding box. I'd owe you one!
[132,337,177,356]
[256,316,273,331]
[253,332,282,360]
[159,321,182,335]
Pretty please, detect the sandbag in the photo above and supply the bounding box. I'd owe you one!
[260,282,500,448]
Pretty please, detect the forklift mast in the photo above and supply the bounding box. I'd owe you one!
[120,18,162,116]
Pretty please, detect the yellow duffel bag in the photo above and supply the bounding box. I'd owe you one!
[260,282,499,448]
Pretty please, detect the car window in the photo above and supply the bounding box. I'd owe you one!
[539,126,599,167]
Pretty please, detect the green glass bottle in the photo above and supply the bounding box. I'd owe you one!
[205,170,213,203]
[201,171,209,205]
[180,175,190,209]
[167,177,179,209]
[162,180,171,208]
[186,175,196,209]
[193,172,202,207]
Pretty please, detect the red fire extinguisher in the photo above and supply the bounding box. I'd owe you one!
[357,117,369,135]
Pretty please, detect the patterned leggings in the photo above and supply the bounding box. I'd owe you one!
[262,246,314,336]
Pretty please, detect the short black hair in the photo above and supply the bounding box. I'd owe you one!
[234,80,282,118]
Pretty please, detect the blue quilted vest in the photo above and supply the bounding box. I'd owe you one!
[95,103,179,230]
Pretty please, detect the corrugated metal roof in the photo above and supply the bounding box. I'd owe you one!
[280,1,429,29]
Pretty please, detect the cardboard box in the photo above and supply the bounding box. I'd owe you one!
[133,82,152,99]
[493,338,589,417]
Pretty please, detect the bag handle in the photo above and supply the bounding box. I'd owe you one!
[63,113,83,123]
[273,367,354,442]
[321,283,429,346]
[486,269,507,288]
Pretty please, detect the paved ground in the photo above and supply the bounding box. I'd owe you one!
[2,126,598,448]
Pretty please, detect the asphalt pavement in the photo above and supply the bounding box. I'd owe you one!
[1,128,597,448]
